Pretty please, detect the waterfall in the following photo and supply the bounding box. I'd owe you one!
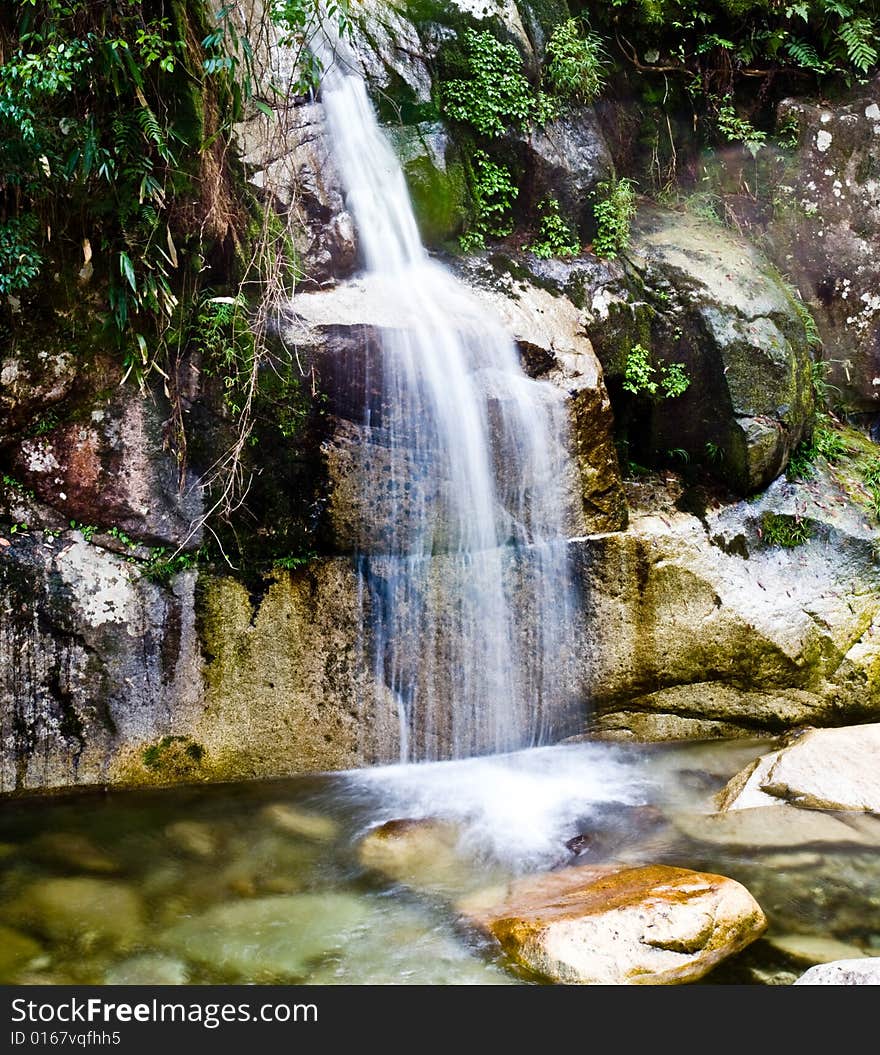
[311,30,583,763]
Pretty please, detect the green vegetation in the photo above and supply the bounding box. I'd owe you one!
[716,102,767,156]
[760,511,812,548]
[545,18,607,102]
[623,343,692,398]
[593,2,879,85]
[459,151,518,251]
[142,735,204,773]
[441,29,540,138]
[528,197,580,258]
[592,177,637,259]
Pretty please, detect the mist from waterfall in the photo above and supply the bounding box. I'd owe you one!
[313,30,583,763]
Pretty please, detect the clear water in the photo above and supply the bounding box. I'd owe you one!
[309,33,582,761]
[2,738,878,985]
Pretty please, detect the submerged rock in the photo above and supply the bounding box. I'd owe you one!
[356,818,476,897]
[0,925,45,980]
[260,803,339,843]
[458,863,767,985]
[2,877,144,950]
[716,724,880,813]
[673,805,875,849]
[159,893,374,982]
[104,954,189,986]
[26,831,119,874]
[768,934,874,968]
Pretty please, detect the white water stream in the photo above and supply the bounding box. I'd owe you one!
[314,28,582,762]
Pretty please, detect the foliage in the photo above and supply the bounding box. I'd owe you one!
[441,29,536,138]
[760,511,812,547]
[623,343,692,398]
[716,102,767,156]
[592,177,637,259]
[528,198,580,258]
[459,151,518,250]
[545,18,607,102]
[787,414,848,477]
[623,343,658,395]
[0,215,43,295]
[596,1,880,85]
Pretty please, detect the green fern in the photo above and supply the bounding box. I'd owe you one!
[837,18,878,71]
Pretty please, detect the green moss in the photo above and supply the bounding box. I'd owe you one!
[141,736,206,778]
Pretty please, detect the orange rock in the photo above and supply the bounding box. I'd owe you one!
[458,863,767,985]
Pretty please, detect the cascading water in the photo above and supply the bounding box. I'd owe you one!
[312,30,584,763]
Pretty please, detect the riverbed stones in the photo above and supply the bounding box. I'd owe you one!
[104,954,189,986]
[716,724,880,813]
[159,894,374,982]
[767,934,874,968]
[260,803,339,843]
[458,864,767,984]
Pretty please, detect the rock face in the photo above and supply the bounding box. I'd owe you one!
[767,78,880,418]
[716,724,880,813]
[10,386,202,547]
[524,108,614,237]
[286,265,626,546]
[458,864,767,985]
[0,533,203,793]
[575,469,880,740]
[621,208,814,493]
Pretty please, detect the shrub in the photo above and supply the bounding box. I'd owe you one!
[592,177,637,259]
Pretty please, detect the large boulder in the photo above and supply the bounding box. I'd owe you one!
[616,207,815,494]
[574,468,880,740]
[767,79,880,419]
[458,863,767,984]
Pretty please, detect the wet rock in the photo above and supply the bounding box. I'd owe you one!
[105,954,189,985]
[0,925,45,980]
[458,864,767,985]
[3,877,144,950]
[11,384,202,548]
[356,818,473,897]
[1,532,203,794]
[523,107,614,237]
[159,893,373,982]
[260,803,339,843]
[794,958,880,985]
[717,724,880,813]
[0,349,77,445]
